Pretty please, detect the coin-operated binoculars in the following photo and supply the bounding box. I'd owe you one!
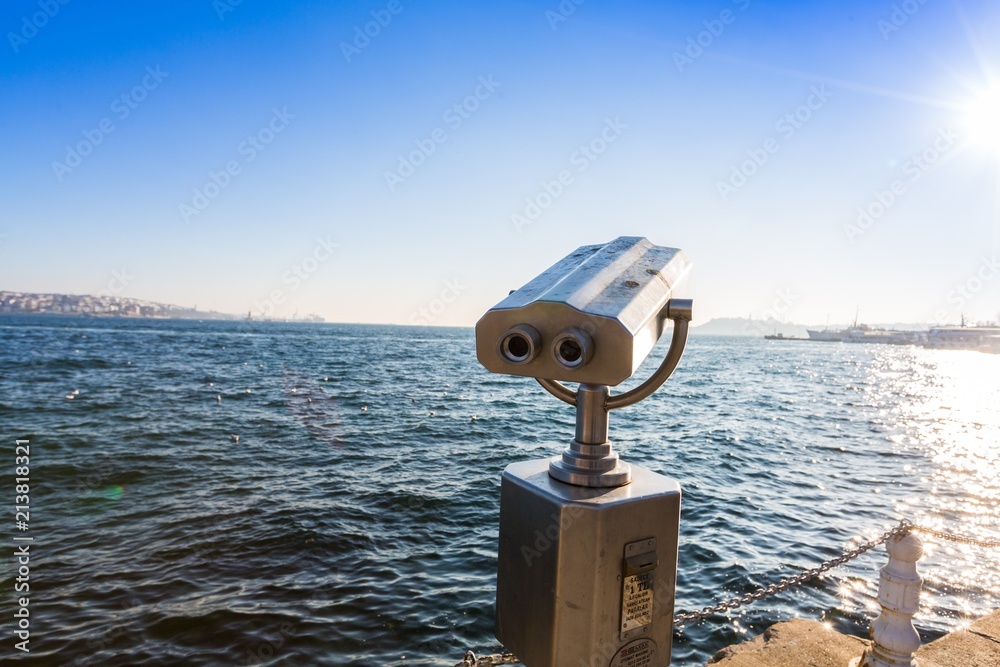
[476,236,692,667]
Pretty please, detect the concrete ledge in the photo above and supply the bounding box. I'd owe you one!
[705,619,868,666]
[917,610,1000,667]
[705,610,1000,667]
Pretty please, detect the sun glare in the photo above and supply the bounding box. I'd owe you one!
[963,85,1000,156]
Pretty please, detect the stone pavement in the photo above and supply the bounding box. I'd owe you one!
[918,609,1000,667]
[705,609,1000,667]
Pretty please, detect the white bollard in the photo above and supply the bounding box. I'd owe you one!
[851,530,924,667]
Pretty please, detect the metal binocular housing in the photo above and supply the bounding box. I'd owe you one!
[477,236,693,667]
[476,235,693,488]
[476,236,692,387]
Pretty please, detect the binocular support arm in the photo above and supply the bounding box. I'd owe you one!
[536,299,693,410]
[543,299,692,488]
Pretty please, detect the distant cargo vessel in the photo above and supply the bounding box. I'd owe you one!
[806,328,845,342]
[805,324,923,345]
[925,326,1000,351]
[800,324,1000,351]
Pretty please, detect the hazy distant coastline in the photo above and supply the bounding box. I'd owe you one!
[0,290,321,323]
[692,317,946,338]
[0,290,243,320]
[0,291,973,332]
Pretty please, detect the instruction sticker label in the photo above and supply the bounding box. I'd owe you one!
[621,570,654,633]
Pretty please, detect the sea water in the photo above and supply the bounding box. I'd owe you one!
[1,316,998,666]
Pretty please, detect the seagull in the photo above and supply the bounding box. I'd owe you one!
[230,434,240,443]
[216,395,222,403]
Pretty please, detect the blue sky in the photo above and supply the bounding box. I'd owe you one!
[2,0,999,326]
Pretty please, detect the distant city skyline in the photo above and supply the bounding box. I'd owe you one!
[2,288,991,333]
[2,0,999,327]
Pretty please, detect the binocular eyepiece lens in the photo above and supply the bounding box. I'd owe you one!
[497,325,594,370]
[498,325,541,365]
[558,339,582,363]
[507,335,531,360]
[552,328,593,370]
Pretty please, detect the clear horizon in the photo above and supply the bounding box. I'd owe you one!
[2,0,999,327]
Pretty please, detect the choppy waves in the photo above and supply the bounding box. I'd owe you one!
[1,316,997,666]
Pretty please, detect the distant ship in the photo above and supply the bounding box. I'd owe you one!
[807,310,861,342]
[806,317,924,346]
[843,325,925,345]
[925,326,1000,351]
[806,328,846,341]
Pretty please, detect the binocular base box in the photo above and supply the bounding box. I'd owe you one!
[495,459,681,667]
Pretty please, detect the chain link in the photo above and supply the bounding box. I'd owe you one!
[909,523,1000,548]
[456,517,1000,659]
[673,519,914,627]
[454,650,521,666]
[673,518,1000,626]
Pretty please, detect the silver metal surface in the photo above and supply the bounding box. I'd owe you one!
[575,383,610,444]
[542,307,692,487]
[478,238,690,666]
[548,447,631,487]
[476,237,691,386]
[607,301,691,410]
[535,301,691,410]
[495,459,680,667]
[549,384,631,487]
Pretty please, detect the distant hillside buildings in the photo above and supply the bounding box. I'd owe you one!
[0,291,234,319]
[0,291,323,322]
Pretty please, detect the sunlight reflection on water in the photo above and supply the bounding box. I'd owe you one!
[859,347,1000,627]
